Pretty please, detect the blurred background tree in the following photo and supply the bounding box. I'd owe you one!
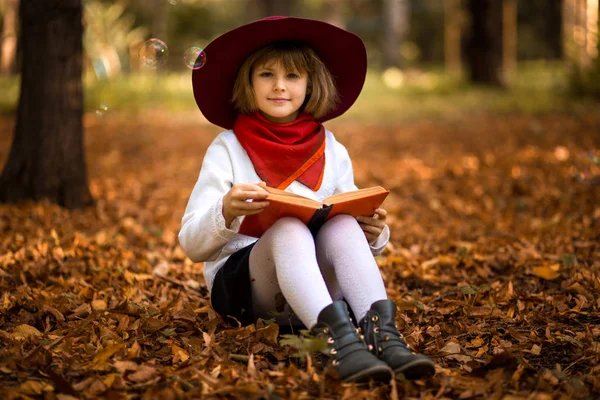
[0,0,598,110]
[0,0,18,75]
[0,0,92,208]
[83,0,147,79]
[3,0,596,83]
[0,0,598,208]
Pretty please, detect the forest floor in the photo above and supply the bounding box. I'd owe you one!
[0,110,599,399]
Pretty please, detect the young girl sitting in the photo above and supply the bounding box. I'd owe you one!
[179,16,435,383]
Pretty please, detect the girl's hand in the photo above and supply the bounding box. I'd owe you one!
[222,182,270,227]
[357,208,387,244]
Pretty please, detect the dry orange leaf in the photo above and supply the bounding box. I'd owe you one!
[18,380,54,395]
[91,299,107,311]
[171,344,190,363]
[127,364,157,383]
[13,324,42,340]
[531,265,561,280]
[91,344,124,370]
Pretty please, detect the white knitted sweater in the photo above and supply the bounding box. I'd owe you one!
[178,129,390,291]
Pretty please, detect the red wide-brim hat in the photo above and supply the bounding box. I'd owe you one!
[192,16,367,130]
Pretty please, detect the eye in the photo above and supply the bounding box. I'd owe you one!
[287,73,300,79]
[259,72,272,77]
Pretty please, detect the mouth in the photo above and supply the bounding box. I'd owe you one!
[268,98,289,103]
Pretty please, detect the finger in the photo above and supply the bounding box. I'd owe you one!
[358,223,382,235]
[365,232,378,243]
[234,183,269,194]
[243,191,270,200]
[242,207,270,216]
[374,208,388,217]
[232,189,269,201]
[233,200,269,211]
[357,217,385,228]
[243,201,270,210]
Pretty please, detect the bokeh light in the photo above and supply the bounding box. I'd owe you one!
[574,150,600,184]
[382,67,405,89]
[95,104,108,117]
[139,39,169,69]
[184,46,207,70]
[167,0,177,5]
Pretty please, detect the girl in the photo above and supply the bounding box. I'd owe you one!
[179,16,435,383]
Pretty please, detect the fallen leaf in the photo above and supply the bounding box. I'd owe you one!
[531,265,561,280]
[18,380,53,395]
[90,344,124,370]
[127,364,157,383]
[440,341,461,354]
[13,324,42,340]
[91,299,107,311]
[113,360,138,373]
[171,344,190,363]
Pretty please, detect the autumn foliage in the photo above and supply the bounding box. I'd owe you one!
[0,112,598,399]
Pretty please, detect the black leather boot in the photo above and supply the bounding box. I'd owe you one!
[311,301,392,383]
[360,299,435,380]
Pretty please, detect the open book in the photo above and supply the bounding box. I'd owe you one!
[238,186,389,238]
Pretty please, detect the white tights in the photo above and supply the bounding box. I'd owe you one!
[248,215,388,329]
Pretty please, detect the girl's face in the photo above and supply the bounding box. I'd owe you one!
[251,60,308,124]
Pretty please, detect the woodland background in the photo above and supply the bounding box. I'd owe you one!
[0,0,599,399]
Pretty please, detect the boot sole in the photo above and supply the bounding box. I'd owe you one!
[343,365,393,384]
[394,359,436,380]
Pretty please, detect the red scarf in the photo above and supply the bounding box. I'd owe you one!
[233,112,326,191]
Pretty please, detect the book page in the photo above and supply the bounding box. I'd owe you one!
[327,189,389,220]
[323,186,388,204]
[265,186,323,208]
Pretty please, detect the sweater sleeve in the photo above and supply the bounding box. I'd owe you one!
[178,136,239,262]
[331,133,390,256]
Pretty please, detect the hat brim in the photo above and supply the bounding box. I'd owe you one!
[192,17,367,129]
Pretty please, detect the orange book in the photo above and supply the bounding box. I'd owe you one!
[238,186,389,238]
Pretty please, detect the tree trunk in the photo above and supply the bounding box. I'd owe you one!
[1,0,18,75]
[382,0,409,69]
[502,0,517,82]
[563,0,599,69]
[324,0,345,28]
[151,0,167,40]
[0,0,92,209]
[465,0,505,86]
[444,0,463,75]
[256,0,297,17]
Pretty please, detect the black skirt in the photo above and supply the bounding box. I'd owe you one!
[210,243,257,326]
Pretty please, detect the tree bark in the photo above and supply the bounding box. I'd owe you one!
[562,0,598,69]
[324,0,345,29]
[151,0,167,40]
[382,0,409,69]
[444,0,463,75]
[502,0,517,82]
[0,0,92,208]
[1,0,18,74]
[465,0,505,86]
[256,0,297,17]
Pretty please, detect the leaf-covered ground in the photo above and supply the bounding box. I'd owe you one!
[0,111,599,399]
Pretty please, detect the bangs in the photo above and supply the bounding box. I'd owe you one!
[253,42,311,73]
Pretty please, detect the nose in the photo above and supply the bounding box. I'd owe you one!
[273,78,285,92]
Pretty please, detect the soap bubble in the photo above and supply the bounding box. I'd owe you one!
[574,150,600,184]
[95,104,108,117]
[139,39,168,69]
[184,46,207,70]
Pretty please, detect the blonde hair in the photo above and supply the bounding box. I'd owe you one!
[231,41,339,119]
